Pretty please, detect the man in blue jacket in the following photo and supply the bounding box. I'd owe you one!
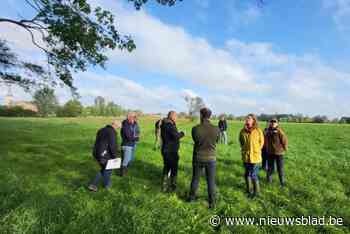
[120,112,140,176]
[88,120,121,192]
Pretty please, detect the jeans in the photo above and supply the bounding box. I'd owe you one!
[162,151,179,178]
[190,160,216,203]
[267,154,284,183]
[219,131,228,144]
[244,162,260,181]
[122,146,136,167]
[91,163,113,188]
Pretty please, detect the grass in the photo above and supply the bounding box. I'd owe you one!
[0,117,349,233]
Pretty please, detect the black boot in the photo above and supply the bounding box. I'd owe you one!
[120,166,128,177]
[252,180,260,198]
[279,174,285,188]
[187,191,197,202]
[169,176,177,192]
[208,194,216,209]
[245,176,253,196]
[208,201,216,209]
[161,174,169,192]
[119,166,124,177]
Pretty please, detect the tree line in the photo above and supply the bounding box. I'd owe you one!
[0,87,131,117]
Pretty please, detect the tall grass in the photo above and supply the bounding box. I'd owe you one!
[0,117,349,233]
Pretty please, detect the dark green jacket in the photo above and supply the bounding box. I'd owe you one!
[192,120,220,162]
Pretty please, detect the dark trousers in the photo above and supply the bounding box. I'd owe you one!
[162,151,179,178]
[262,148,268,170]
[190,161,216,203]
[267,154,284,183]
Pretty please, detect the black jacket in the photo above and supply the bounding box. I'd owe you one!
[93,125,119,165]
[161,118,184,153]
[121,120,140,147]
[218,119,227,131]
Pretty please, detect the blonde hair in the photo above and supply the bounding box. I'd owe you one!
[246,113,259,129]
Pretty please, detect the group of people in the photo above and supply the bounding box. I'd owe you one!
[88,109,288,209]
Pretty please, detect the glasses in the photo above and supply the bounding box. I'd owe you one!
[270,120,277,123]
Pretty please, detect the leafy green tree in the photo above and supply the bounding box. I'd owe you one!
[0,0,198,92]
[0,0,263,93]
[0,40,46,90]
[56,99,83,117]
[33,87,59,117]
[94,96,106,116]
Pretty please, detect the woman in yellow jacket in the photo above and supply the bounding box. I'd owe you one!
[239,114,264,198]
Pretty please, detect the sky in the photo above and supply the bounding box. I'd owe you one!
[0,0,350,118]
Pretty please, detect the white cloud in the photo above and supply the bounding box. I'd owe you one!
[1,0,350,118]
[103,2,260,93]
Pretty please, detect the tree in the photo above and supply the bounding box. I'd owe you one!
[0,40,46,90]
[56,99,83,117]
[33,87,59,117]
[94,96,106,116]
[0,0,263,93]
[184,96,206,119]
[0,0,136,93]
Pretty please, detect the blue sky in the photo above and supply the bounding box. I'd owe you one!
[0,0,350,117]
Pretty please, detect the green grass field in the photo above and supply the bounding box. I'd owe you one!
[0,117,349,233]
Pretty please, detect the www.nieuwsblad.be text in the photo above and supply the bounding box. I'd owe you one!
[209,215,344,227]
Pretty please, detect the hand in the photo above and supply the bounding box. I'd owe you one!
[180,131,185,137]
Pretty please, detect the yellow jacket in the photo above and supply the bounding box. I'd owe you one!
[239,127,264,164]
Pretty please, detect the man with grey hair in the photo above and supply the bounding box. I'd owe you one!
[120,112,140,176]
[88,120,121,192]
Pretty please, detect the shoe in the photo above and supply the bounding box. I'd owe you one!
[88,184,98,192]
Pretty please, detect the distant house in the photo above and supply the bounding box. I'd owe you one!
[4,94,38,112]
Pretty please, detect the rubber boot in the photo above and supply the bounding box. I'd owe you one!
[161,174,169,192]
[245,176,253,196]
[266,173,272,184]
[169,176,177,192]
[187,191,197,202]
[279,174,285,188]
[252,179,260,198]
[208,194,216,209]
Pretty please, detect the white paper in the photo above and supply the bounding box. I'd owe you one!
[105,158,121,170]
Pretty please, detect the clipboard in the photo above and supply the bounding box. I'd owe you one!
[105,158,121,170]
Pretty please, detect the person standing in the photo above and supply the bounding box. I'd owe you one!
[88,120,121,192]
[218,115,228,144]
[265,118,288,187]
[261,121,269,171]
[239,114,264,198]
[120,112,140,176]
[188,108,219,209]
[160,111,185,192]
[154,118,162,150]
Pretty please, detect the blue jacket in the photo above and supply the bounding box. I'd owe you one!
[121,120,140,147]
